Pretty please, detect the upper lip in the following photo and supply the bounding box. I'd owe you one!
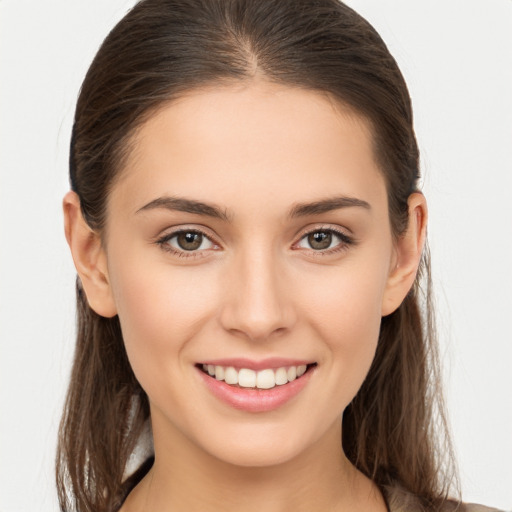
[197,357,315,371]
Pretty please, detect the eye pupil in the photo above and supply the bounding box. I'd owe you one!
[177,232,203,250]
[308,231,332,250]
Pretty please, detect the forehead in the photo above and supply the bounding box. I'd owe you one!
[109,81,387,218]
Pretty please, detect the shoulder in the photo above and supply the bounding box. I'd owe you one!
[463,507,506,512]
[382,484,505,512]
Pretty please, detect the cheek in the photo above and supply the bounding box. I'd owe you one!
[106,252,220,383]
[298,255,389,397]
[304,257,387,337]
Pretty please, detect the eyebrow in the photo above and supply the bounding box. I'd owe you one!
[136,196,231,221]
[136,195,371,220]
[288,196,371,218]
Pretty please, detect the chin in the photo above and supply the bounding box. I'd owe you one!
[196,423,323,469]
[212,444,301,469]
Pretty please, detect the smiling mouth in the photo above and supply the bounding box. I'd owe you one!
[197,363,317,390]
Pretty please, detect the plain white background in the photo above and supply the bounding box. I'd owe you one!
[0,0,511,510]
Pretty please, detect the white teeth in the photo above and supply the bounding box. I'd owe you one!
[275,367,288,386]
[215,365,225,380]
[238,368,256,388]
[256,369,275,389]
[202,363,312,389]
[224,366,238,385]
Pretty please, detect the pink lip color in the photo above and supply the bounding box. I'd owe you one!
[197,364,315,413]
[198,357,312,371]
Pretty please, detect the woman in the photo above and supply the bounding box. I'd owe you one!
[57,0,502,511]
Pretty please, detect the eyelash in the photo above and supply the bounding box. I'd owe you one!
[155,226,355,259]
[295,227,355,257]
[155,228,217,259]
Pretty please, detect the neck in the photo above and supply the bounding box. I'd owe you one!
[122,414,386,512]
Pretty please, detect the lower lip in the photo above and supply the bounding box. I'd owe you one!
[197,367,314,413]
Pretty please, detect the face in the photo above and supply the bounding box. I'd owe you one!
[102,82,399,467]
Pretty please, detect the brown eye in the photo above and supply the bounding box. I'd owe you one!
[296,228,353,253]
[160,230,216,253]
[307,231,332,250]
[176,232,204,250]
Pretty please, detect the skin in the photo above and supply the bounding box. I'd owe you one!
[64,81,427,512]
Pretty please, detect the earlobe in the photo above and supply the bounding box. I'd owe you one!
[381,192,428,317]
[63,191,117,318]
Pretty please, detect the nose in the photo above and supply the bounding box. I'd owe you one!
[219,246,297,342]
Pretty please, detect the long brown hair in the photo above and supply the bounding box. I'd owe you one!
[57,0,457,510]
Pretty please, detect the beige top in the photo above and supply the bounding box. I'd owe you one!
[383,484,504,512]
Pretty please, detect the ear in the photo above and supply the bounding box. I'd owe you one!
[63,191,117,318]
[381,192,428,317]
